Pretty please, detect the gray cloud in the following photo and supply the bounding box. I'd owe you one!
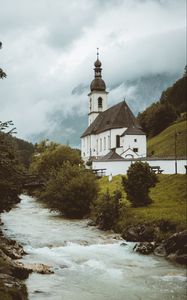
[0,0,186,143]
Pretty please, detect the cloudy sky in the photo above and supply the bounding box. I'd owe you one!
[0,0,186,144]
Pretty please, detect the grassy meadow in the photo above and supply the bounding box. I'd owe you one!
[98,174,187,234]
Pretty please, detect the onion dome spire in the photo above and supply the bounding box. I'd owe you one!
[90,48,106,91]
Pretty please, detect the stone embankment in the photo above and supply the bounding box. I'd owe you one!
[0,220,53,300]
[122,224,187,265]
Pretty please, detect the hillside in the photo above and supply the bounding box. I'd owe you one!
[138,73,187,137]
[97,174,187,236]
[147,120,187,157]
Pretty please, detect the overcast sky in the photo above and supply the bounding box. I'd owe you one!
[0,0,186,141]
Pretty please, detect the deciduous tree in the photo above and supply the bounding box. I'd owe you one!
[39,162,98,218]
[122,162,158,207]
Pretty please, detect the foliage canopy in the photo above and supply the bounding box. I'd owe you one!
[39,162,98,218]
[138,73,187,137]
[0,122,24,211]
[122,162,158,207]
[30,141,82,181]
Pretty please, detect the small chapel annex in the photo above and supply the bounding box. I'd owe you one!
[81,54,147,163]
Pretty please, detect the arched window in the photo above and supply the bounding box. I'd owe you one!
[108,136,110,149]
[98,97,103,109]
[116,135,120,148]
[100,138,102,152]
[104,137,106,150]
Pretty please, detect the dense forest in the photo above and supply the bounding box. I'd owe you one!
[137,69,187,137]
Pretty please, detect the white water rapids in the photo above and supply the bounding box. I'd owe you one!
[1,195,186,300]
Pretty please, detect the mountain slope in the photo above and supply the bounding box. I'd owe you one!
[138,73,187,137]
[147,120,187,157]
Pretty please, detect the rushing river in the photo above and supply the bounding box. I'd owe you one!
[1,195,186,300]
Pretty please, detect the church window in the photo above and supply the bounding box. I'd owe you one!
[134,138,137,142]
[104,137,106,150]
[133,148,138,153]
[116,135,120,148]
[98,97,103,109]
[100,138,102,152]
[108,136,110,149]
[96,139,98,153]
[89,98,92,111]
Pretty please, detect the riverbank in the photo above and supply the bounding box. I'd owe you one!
[0,219,28,300]
[94,174,187,264]
[0,215,54,300]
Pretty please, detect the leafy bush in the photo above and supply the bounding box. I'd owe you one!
[40,162,98,218]
[122,162,158,207]
[93,189,123,230]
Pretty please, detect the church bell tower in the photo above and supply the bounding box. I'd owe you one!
[88,49,108,125]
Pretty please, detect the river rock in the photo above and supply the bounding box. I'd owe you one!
[0,235,26,259]
[0,248,31,280]
[120,242,128,246]
[133,242,156,255]
[87,220,96,226]
[154,244,167,257]
[0,273,28,300]
[164,230,187,254]
[122,224,158,242]
[22,263,54,274]
[164,230,187,265]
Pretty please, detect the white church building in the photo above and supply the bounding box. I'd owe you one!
[81,54,147,163]
[80,55,186,175]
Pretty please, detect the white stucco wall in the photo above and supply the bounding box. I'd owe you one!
[81,130,111,160]
[122,135,147,157]
[92,160,132,175]
[92,159,187,175]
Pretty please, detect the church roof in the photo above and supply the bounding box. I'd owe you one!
[121,125,145,136]
[99,149,124,161]
[81,100,138,137]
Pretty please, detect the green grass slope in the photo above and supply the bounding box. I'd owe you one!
[98,174,187,235]
[147,120,187,157]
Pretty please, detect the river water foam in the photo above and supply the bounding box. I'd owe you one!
[2,195,186,300]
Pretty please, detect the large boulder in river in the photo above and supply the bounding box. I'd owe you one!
[122,224,159,242]
[164,230,187,265]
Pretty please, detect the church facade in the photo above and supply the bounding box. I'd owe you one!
[81,55,147,163]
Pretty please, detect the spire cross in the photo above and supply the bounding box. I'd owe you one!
[97,47,99,59]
